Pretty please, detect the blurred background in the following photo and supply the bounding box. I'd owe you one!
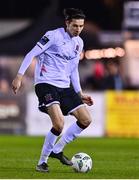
[0,0,139,137]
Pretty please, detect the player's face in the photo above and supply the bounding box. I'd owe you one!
[66,19,84,37]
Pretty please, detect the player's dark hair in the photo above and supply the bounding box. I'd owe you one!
[63,8,86,20]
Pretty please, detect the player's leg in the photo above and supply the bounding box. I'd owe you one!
[37,104,64,163]
[36,103,64,172]
[51,87,92,163]
[47,104,74,166]
[71,105,92,127]
[35,83,65,172]
[52,106,92,155]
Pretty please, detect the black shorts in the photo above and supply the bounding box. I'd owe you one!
[35,83,84,115]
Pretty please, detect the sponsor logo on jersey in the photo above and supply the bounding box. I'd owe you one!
[55,53,77,61]
[39,36,49,45]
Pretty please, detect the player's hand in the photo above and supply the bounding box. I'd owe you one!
[80,94,94,106]
[11,74,23,94]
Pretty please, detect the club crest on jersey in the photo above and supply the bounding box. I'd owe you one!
[39,36,49,45]
[74,45,79,56]
[76,45,79,51]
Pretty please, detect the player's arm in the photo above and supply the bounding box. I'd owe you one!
[78,91,93,106]
[12,45,44,94]
[70,64,81,94]
[70,63,93,106]
[12,32,54,94]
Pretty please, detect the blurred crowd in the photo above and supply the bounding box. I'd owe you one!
[0,57,35,95]
[0,59,12,94]
[79,59,126,91]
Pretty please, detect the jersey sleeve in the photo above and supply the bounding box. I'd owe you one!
[78,37,84,54]
[36,30,55,50]
[70,39,83,93]
[18,30,55,75]
[70,57,82,93]
[18,45,44,75]
[70,65,82,93]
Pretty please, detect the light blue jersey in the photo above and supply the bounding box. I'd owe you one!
[18,28,83,92]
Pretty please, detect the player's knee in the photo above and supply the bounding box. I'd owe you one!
[79,114,92,127]
[82,118,92,127]
[54,121,64,133]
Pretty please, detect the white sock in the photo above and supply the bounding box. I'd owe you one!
[53,122,84,154]
[38,129,59,165]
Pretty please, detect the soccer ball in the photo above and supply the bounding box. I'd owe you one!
[71,152,93,173]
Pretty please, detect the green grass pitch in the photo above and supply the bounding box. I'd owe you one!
[0,135,139,179]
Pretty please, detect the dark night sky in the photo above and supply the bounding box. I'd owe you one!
[0,0,128,30]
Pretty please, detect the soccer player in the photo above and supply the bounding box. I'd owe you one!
[12,8,93,172]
